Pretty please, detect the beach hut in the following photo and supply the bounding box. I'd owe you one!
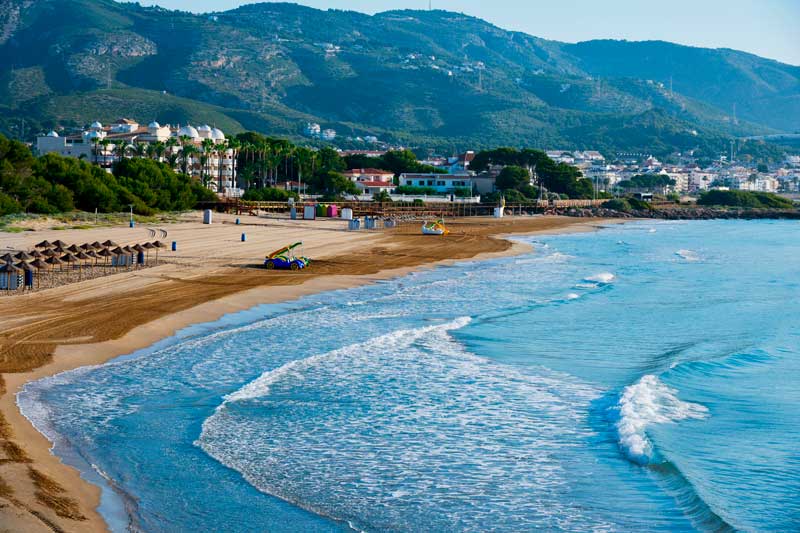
[111,247,131,268]
[35,240,52,249]
[17,261,35,290]
[132,244,146,266]
[0,262,23,290]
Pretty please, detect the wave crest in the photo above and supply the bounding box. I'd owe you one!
[614,375,708,465]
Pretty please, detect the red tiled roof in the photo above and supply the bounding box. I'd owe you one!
[344,168,393,175]
[357,181,394,187]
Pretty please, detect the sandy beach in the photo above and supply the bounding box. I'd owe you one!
[0,212,614,532]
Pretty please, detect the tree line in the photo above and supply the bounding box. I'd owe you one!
[0,134,215,216]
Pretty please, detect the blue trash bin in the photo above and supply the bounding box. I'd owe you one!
[171,241,177,251]
[241,233,247,242]
[129,220,135,228]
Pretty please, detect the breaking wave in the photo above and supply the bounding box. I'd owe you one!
[613,375,708,465]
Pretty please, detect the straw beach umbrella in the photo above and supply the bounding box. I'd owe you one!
[52,245,67,253]
[35,240,52,249]
[152,241,166,264]
[96,248,113,268]
[52,240,67,248]
[42,248,56,257]
[30,250,45,259]
[102,240,118,248]
[91,241,103,250]
[142,242,155,264]
[45,255,63,271]
[66,244,81,254]
[29,258,50,289]
[75,251,92,279]
[0,253,15,265]
[15,251,34,261]
[61,253,78,274]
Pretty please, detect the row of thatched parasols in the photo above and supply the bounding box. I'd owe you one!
[1,240,167,290]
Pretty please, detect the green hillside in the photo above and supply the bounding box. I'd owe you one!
[0,0,797,154]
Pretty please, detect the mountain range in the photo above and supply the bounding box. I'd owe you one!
[1,0,799,154]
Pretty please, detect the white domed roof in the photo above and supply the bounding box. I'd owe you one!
[47,130,59,137]
[210,128,225,140]
[148,121,161,129]
[198,124,212,132]
[90,121,103,128]
[85,130,104,139]
[177,125,200,139]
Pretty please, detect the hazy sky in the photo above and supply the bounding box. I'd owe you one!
[138,0,800,66]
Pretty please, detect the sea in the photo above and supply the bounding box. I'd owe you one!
[18,219,800,532]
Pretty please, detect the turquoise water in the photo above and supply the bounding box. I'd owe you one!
[19,220,800,532]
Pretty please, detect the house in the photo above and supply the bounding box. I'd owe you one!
[400,173,473,194]
[356,181,394,195]
[343,168,394,184]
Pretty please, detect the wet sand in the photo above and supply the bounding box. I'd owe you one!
[0,213,615,532]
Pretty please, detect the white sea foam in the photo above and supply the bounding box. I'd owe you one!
[584,272,615,284]
[198,316,607,531]
[614,375,709,465]
[675,249,700,262]
[565,293,581,300]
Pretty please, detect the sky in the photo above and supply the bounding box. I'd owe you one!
[138,0,800,65]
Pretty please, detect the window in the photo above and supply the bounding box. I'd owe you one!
[418,180,425,186]
[437,181,445,186]
[427,180,434,186]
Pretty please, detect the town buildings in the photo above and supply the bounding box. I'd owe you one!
[36,119,239,196]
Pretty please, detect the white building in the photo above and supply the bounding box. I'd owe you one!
[400,173,473,194]
[322,129,337,141]
[305,123,321,137]
[35,118,237,195]
[343,168,394,184]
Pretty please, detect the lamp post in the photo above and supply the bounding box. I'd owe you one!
[129,204,134,228]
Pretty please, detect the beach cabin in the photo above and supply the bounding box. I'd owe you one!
[0,269,22,290]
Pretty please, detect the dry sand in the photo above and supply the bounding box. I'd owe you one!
[0,212,616,532]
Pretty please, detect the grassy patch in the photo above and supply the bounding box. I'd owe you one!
[1,441,31,463]
[28,467,86,521]
[0,474,13,498]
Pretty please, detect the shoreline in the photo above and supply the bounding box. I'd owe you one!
[0,215,620,532]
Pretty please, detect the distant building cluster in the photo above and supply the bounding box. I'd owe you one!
[36,119,239,196]
[304,122,336,141]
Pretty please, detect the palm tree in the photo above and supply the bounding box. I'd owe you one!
[181,144,197,176]
[113,142,126,164]
[153,141,166,163]
[166,137,180,170]
[91,137,101,165]
[178,135,193,175]
[201,138,215,188]
[134,142,147,159]
[215,142,228,193]
[99,138,111,167]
